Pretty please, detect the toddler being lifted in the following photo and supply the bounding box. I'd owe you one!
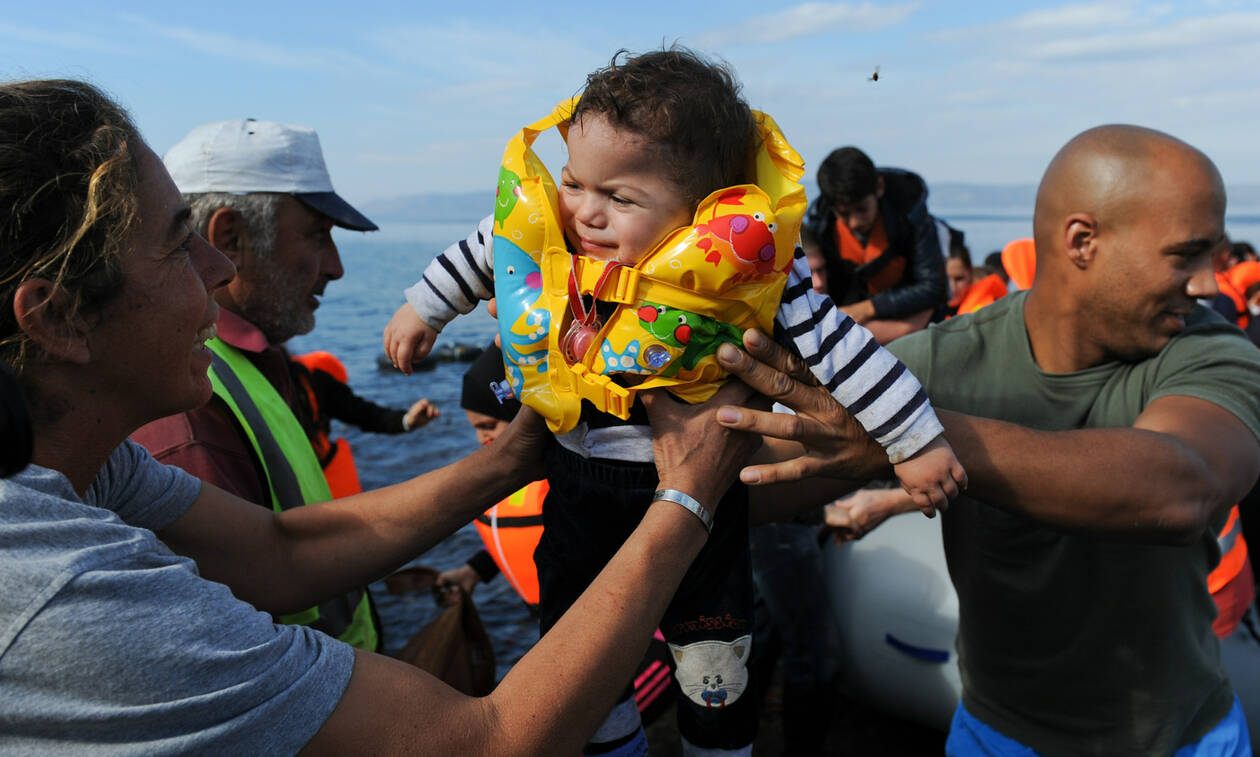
[385,48,964,756]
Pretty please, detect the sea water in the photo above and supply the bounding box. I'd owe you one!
[288,220,539,679]
[291,213,1260,679]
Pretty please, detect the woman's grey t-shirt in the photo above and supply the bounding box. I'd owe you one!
[0,439,354,755]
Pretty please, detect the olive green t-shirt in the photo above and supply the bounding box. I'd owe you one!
[889,291,1260,757]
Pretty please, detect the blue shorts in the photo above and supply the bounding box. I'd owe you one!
[945,697,1251,756]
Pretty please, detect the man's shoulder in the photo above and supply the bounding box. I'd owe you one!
[878,168,927,202]
[878,166,925,184]
[890,292,1020,364]
[1159,303,1260,366]
[1145,303,1260,434]
[133,399,237,456]
[131,399,267,504]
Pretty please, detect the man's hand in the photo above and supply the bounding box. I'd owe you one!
[384,303,439,376]
[714,329,890,485]
[434,564,482,607]
[640,380,764,519]
[839,299,876,325]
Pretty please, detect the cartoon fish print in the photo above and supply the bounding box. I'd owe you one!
[494,167,524,229]
[693,188,780,276]
[494,235,548,395]
[636,303,742,377]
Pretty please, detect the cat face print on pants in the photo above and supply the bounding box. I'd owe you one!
[668,634,751,709]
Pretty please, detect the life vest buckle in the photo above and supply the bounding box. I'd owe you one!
[568,363,631,419]
[609,266,641,305]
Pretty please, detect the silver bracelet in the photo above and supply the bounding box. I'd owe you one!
[654,489,713,534]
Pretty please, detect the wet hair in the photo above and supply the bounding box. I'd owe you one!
[816,146,879,207]
[571,48,758,208]
[0,79,141,373]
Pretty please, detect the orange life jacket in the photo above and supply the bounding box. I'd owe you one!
[474,479,548,607]
[1227,261,1260,299]
[292,351,363,498]
[948,273,1008,317]
[1001,238,1036,291]
[835,215,905,295]
[1209,505,1252,639]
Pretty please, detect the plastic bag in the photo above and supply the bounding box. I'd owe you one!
[384,566,497,696]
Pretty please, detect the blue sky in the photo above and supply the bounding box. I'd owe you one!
[5,1,1260,205]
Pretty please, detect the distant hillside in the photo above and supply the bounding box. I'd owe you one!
[932,183,1260,217]
[930,183,1036,216]
[363,191,490,223]
[362,184,1260,223]
[1226,185,1260,215]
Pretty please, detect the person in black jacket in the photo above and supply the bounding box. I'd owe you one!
[288,355,438,481]
[804,146,949,344]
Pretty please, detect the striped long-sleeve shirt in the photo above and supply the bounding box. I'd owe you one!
[405,215,942,464]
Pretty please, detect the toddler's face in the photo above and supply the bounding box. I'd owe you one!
[558,114,694,265]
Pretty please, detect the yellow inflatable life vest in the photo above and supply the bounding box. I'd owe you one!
[493,98,806,433]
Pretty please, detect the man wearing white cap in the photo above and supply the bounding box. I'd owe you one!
[133,119,383,650]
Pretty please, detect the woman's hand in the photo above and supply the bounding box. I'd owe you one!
[714,329,890,485]
[640,380,764,519]
[492,405,551,489]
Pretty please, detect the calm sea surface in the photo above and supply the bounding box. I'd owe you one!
[289,213,1260,678]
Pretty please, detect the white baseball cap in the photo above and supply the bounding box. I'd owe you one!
[164,119,378,231]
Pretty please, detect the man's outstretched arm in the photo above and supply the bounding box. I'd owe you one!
[717,330,1260,544]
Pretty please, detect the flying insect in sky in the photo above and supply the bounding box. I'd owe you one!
[869,66,880,82]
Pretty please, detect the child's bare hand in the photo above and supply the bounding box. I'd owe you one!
[823,487,922,543]
[892,436,967,516]
[403,398,439,430]
[384,304,438,376]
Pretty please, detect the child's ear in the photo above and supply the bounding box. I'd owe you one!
[12,278,92,364]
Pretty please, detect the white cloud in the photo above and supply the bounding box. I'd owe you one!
[366,20,604,86]
[119,14,395,77]
[0,20,135,56]
[697,2,919,46]
[1025,11,1260,58]
[1007,1,1137,31]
